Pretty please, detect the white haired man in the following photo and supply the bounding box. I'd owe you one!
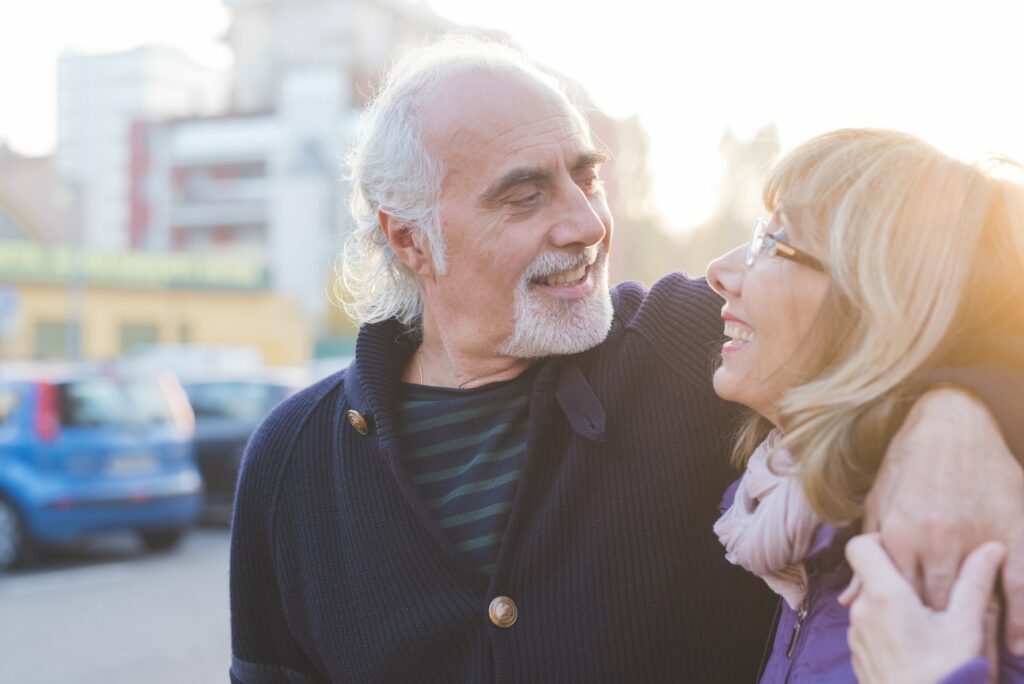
[230,39,1024,683]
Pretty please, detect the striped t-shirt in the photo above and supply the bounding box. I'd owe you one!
[396,367,536,575]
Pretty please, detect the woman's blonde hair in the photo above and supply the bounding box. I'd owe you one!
[733,129,1024,523]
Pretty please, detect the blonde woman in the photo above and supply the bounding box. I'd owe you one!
[709,129,1024,682]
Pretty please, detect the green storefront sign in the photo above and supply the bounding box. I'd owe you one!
[0,240,268,290]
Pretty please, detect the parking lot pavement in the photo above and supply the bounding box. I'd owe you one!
[0,527,231,684]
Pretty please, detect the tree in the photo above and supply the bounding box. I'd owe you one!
[676,125,780,275]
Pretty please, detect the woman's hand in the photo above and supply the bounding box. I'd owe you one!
[842,533,1005,684]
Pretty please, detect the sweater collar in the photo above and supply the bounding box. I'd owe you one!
[344,318,606,443]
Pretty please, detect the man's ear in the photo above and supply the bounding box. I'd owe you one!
[379,209,435,277]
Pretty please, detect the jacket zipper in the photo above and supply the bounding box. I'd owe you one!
[785,599,809,659]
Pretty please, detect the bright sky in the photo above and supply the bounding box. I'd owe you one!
[2,0,1023,229]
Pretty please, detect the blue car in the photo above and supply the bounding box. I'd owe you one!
[0,369,203,570]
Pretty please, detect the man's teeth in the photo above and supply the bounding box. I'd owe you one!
[539,263,588,286]
[724,323,756,343]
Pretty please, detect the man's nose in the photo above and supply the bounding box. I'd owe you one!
[706,244,746,298]
[549,184,609,249]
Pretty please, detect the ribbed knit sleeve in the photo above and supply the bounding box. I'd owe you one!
[925,337,1024,458]
[229,375,342,684]
[622,273,728,380]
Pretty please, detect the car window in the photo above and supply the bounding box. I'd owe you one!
[185,382,286,421]
[0,386,17,425]
[58,378,176,427]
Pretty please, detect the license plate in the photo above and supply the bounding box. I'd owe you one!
[106,453,158,475]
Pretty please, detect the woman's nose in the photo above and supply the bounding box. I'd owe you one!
[706,243,746,298]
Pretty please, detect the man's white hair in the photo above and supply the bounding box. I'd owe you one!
[338,35,588,327]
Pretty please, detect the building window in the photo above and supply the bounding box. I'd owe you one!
[35,321,69,360]
[119,323,159,354]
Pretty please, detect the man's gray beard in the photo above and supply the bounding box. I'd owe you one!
[496,246,614,359]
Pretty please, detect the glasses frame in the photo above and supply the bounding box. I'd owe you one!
[745,215,826,273]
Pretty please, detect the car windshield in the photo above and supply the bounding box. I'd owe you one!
[58,378,177,427]
[184,382,287,422]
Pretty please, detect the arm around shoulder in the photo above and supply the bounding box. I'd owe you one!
[920,336,1024,458]
[617,273,727,380]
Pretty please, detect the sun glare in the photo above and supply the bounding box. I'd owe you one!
[1,0,1022,232]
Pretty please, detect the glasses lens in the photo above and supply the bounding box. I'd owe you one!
[747,220,766,266]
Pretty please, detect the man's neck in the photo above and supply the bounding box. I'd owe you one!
[405,314,535,390]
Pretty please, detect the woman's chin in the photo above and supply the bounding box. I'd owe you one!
[712,367,760,413]
[713,371,783,428]
[711,367,741,403]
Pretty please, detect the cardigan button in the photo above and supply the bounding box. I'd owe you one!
[346,410,370,435]
[488,596,518,628]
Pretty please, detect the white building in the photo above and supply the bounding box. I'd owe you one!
[224,0,463,113]
[137,68,353,321]
[20,0,656,361]
[132,0,496,327]
[57,46,227,251]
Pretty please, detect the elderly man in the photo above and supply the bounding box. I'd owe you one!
[230,39,1024,683]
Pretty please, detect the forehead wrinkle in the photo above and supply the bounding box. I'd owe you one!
[459,114,587,171]
[422,76,592,198]
[494,132,585,170]
[444,124,590,200]
[486,112,585,149]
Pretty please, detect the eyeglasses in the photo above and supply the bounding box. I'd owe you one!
[746,215,826,273]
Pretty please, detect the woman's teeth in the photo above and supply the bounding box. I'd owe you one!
[539,263,588,286]
[724,322,756,343]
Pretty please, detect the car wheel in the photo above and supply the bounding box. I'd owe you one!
[0,497,32,571]
[139,529,185,552]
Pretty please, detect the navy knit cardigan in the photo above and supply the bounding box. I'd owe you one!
[229,273,1023,684]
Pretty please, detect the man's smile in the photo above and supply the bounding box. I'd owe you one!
[531,262,589,287]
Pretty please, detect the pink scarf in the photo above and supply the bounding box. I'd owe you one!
[713,430,821,610]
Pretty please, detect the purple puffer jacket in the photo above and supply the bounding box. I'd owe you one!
[721,482,1024,683]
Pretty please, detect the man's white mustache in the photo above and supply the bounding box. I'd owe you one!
[524,245,602,281]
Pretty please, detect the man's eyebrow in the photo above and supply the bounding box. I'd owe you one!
[572,149,611,171]
[480,167,551,205]
[479,149,610,206]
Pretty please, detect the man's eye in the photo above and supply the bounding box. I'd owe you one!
[579,176,603,196]
[510,192,542,207]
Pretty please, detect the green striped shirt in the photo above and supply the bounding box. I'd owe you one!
[396,368,535,575]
